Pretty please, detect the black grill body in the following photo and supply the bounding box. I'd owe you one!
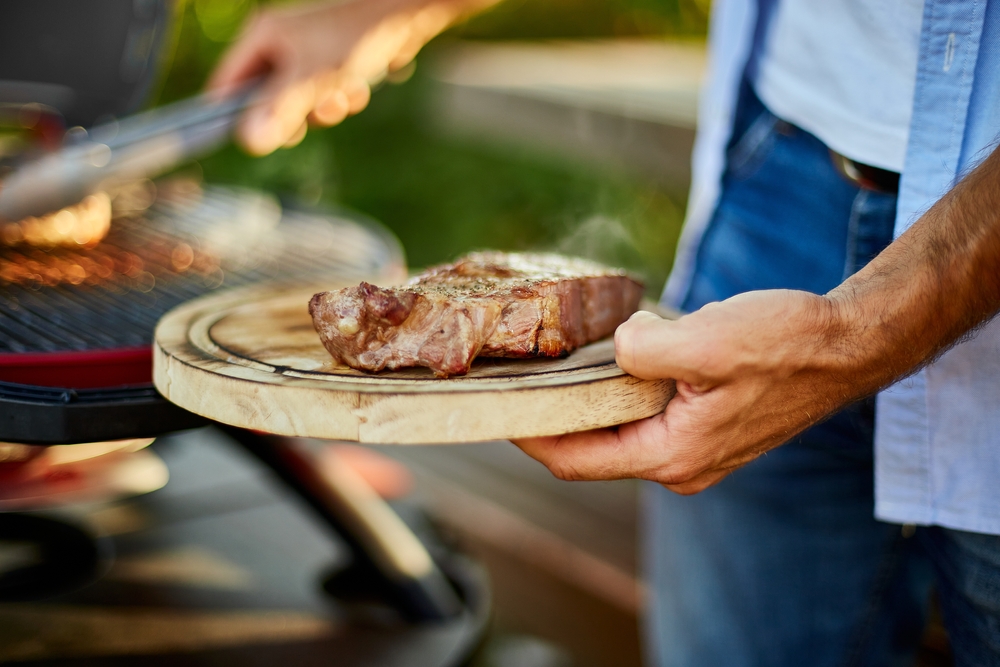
[0,186,488,639]
[0,184,405,444]
[0,381,205,445]
[0,0,171,127]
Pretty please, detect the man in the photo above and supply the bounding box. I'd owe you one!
[210,0,1000,663]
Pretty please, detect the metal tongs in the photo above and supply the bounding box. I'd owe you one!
[0,81,259,222]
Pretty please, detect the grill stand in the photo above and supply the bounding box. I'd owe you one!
[215,425,466,623]
[0,388,475,625]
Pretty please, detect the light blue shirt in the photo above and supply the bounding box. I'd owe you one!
[664,0,1000,535]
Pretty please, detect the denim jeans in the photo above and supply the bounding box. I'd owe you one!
[645,84,1000,667]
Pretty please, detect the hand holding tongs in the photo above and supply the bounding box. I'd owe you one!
[0,81,260,222]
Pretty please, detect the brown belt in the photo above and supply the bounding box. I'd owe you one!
[830,151,900,195]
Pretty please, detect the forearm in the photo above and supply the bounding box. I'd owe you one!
[826,146,1000,395]
[338,0,499,50]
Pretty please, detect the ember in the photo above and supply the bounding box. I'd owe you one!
[0,184,403,356]
[0,217,220,289]
[1,192,112,248]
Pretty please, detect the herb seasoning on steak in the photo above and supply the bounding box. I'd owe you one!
[309,252,644,377]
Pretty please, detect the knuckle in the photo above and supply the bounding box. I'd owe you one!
[653,459,703,487]
[547,459,585,482]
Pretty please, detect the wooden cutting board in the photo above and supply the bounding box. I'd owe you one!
[154,282,677,444]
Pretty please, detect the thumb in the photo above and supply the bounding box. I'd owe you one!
[614,310,705,385]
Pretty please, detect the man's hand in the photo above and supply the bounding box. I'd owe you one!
[516,291,852,494]
[518,146,1000,494]
[207,0,489,155]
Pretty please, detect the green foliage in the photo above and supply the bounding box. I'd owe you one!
[454,0,709,40]
[156,0,694,294]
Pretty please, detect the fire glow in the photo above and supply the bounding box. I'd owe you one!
[1,192,112,248]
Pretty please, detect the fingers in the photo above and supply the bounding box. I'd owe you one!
[515,422,738,494]
[210,11,310,155]
[515,292,841,493]
[307,69,370,124]
[238,73,372,155]
[207,14,275,96]
[238,76,315,155]
[210,7,375,155]
[310,88,350,127]
[283,120,309,149]
[512,379,760,491]
[515,413,689,483]
[342,76,372,115]
[205,0,419,156]
[515,431,628,482]
[614,311,672,380]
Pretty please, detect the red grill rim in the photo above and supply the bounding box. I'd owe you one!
[0,347,152,389]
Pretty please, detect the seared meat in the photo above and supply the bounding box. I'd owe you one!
[309,252,644,377]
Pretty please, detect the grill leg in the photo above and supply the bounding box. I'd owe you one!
[216,425,463,622]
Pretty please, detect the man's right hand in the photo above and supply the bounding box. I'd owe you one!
[207,0,472,155]
[515,143,1000,494]
[515,291,852,494]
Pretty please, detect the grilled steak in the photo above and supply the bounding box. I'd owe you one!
[309,252,644,377]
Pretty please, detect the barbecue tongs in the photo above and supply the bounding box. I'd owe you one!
[0,82,259,223]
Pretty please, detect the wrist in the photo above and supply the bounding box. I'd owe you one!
[786,291,864,384]
[349,0,469,29]
[341,0,471,71]
[818,289,871,379]
[821,278,922,398]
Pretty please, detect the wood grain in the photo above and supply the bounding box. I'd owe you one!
[154,282,677,444]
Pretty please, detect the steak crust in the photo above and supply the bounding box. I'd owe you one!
[309,252,644,377]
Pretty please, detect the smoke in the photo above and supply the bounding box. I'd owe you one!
[555,214,643,268]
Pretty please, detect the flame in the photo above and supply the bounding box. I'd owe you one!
[1,192,112,249]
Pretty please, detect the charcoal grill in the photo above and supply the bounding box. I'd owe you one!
[0,7,488,661]
[0,185,489,665]
[0,183,404,441]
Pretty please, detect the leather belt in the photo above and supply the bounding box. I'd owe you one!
[830,151,900,195]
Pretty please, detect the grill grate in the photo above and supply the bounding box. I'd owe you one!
[0,184,403,354]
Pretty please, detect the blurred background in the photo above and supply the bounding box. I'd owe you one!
[0,2,960,666]
[0,2,719,667]
[150,5,708,664]
[154,0,708,293]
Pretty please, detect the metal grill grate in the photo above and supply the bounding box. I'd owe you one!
[0,185,403,354]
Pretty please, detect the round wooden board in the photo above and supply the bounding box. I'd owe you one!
[154,281,676,444]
